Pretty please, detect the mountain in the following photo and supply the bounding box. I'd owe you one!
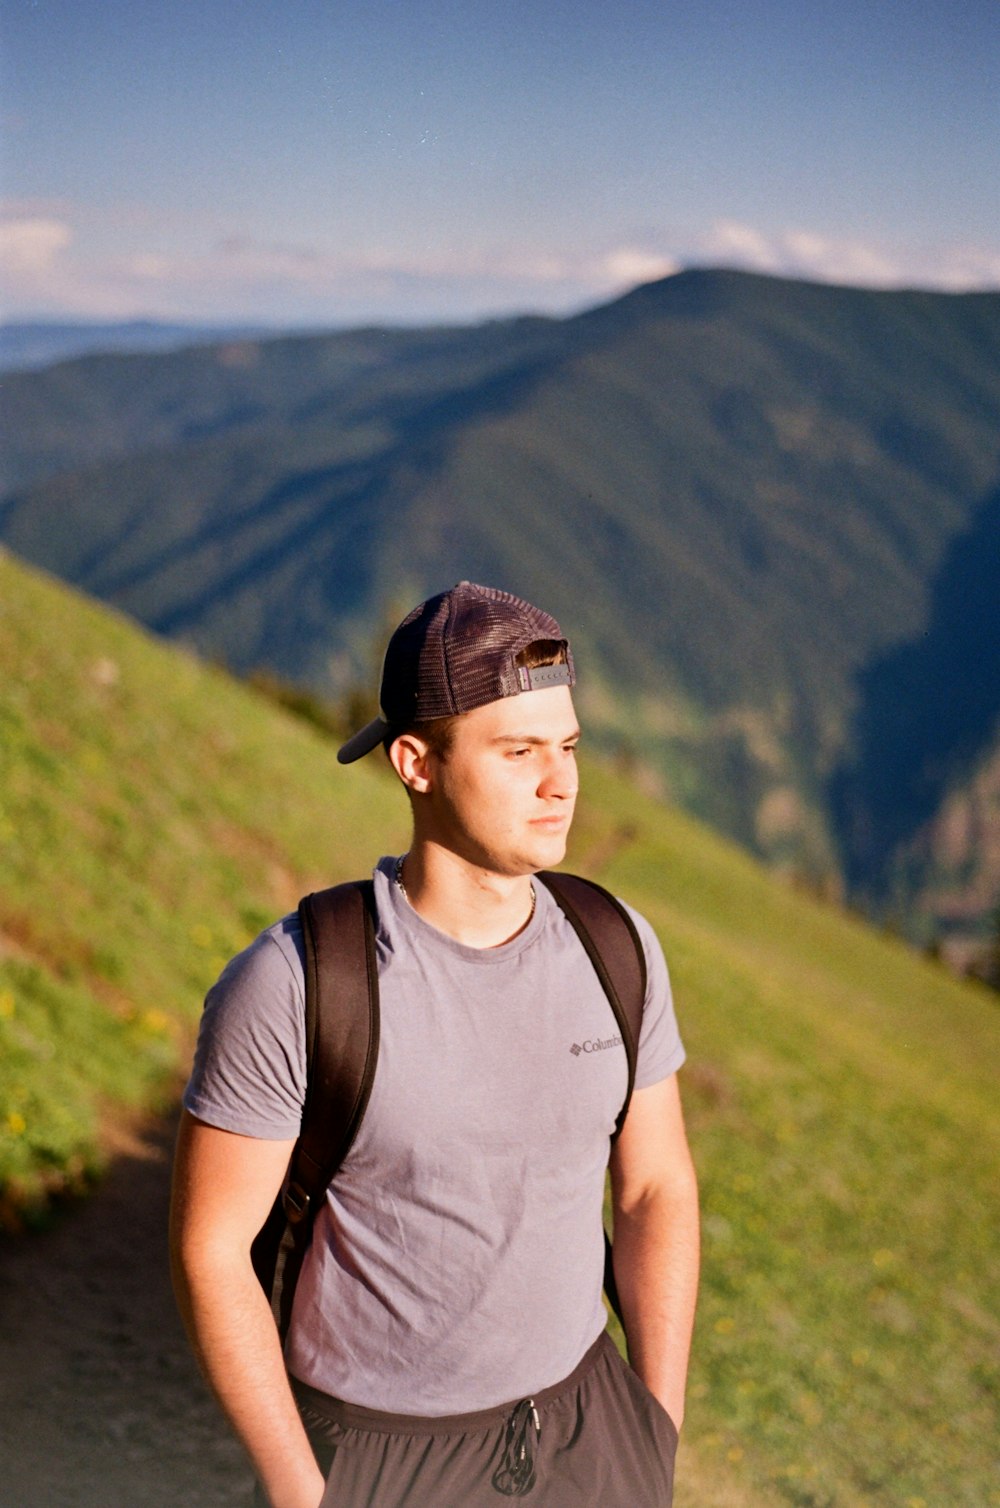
[2,268,999,959]
[0,320,277,373]
[1,548,997,1506]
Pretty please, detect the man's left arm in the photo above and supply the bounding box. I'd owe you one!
[609,1072,700,1431]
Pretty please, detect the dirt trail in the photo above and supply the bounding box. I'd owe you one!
[0,1115,736,1508]
[0,1110,254,1508]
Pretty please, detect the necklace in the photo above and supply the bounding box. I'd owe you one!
[394,854,536,922]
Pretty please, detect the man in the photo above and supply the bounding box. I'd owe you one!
[170,581,699,1508]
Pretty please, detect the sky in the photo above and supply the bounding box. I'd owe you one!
[2,0,999,327]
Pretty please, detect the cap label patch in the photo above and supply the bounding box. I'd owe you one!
[518,663,574,692]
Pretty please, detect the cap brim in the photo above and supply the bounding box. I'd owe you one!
[337,717,391,764]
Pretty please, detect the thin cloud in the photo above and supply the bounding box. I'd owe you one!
[598,248,681,287]
[2,209,998,324]
[0,216,73,273]
[702,220,778,272]
[1,218,678,319]
[698,220,1000,292]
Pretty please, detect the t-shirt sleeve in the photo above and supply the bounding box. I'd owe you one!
[622,903,686,1089]
[182,917,308,1139]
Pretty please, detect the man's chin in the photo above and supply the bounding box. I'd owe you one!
[528,832,570,870]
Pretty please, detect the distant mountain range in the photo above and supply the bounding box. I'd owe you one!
[0,320,279,373]
[2,268,999,963]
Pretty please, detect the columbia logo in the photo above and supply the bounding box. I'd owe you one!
[570,1034,623,1057]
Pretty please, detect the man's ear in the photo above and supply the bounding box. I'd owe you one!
[388,732,434,795]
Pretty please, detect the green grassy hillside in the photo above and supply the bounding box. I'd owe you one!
[0,549,409,1216]
[1,551,997,1506]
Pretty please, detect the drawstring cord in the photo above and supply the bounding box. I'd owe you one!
[491,1397,541,1497]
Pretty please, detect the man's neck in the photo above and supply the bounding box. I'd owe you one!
[396,844,536,949]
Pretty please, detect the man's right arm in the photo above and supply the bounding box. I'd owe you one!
[169,1109,327,1508]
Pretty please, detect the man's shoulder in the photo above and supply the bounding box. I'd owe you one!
[212,910,306,1004]
[185,915,310,1136]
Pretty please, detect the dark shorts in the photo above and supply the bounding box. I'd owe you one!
[288,1331,678,1507]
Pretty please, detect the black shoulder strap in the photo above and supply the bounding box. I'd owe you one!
[537,871,646,1138]
[537,870,647,1330]
[251,879,379,1337]
[295,879,380,1207]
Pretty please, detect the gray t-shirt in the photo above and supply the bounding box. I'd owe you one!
[184,858,685,1413]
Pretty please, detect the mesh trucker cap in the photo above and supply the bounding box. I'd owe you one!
[337,581,575,764]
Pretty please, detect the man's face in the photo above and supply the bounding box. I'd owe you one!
[420,684,580,877]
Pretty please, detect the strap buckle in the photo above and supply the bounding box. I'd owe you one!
[283,1182,311,1224]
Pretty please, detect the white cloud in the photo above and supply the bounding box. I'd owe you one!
[598,248,681,286]
[0,211,684,322]
[702,220,779,271]
[697,219,1000,292]
[775,228,898,284]
[1,204,997,324]
[0,216,73,273]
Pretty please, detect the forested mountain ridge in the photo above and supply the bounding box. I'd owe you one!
[3,268,999,959]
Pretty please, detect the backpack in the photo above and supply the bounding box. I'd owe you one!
[251,870,647,1344]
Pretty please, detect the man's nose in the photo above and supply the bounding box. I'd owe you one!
[538,753,578,799]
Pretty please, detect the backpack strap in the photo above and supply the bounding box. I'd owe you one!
[537,870,647,1329]
[251,879,379,1338]
[537,871,646,1136]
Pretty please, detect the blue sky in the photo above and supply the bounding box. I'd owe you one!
[2,0,998,325]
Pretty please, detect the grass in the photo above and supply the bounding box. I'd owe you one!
[0,549,408,1218]
[575,765,1000,1506]
[2,550,998,1504]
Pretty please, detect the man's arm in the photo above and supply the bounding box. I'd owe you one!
[608,1072,700,1431]
[169,1110,327,1508]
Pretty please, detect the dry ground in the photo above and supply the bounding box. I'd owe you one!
[0,1109,253,1508]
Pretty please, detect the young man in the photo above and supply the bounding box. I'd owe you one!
[170,582,699,1508]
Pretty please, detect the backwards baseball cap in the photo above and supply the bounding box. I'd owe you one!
[337,580,575,764]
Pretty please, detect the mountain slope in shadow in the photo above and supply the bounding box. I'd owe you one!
[829,476,1000,935]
